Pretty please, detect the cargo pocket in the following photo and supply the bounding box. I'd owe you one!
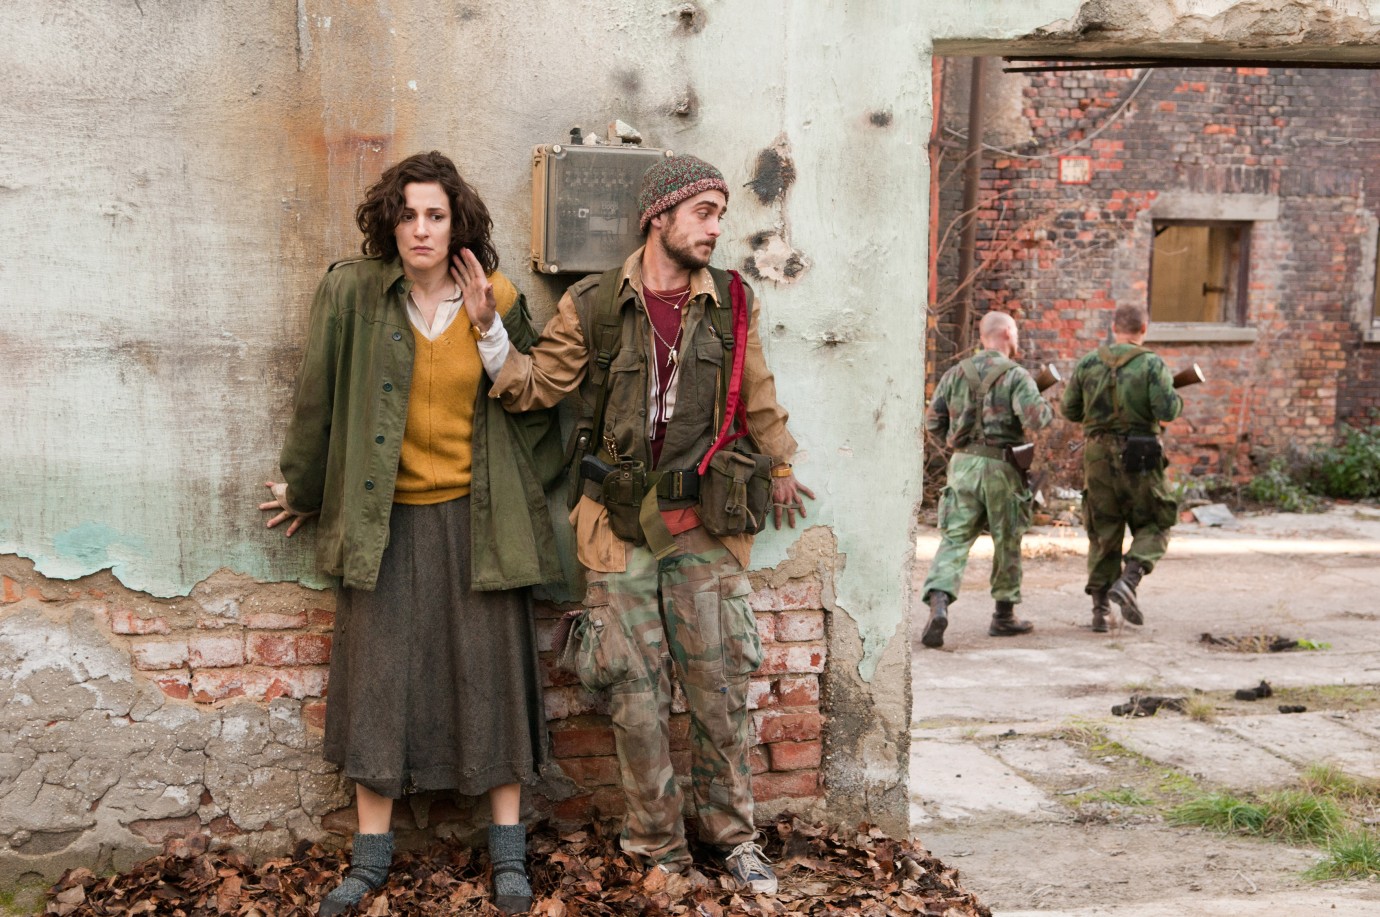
[718,573,763,678]
[1152,480,1179,531]
[1014,487,1035,536]
[574,582,633,691]
[937,485,958,530]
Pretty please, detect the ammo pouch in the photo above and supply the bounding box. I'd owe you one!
[600,458,647,544]
[699,450,773,537]
[1122,435,1164,473]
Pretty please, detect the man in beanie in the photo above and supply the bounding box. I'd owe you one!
[455,153,811,892]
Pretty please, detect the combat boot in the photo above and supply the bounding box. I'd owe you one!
[921,592,949,649]
[1090,589,1112,633]
[1109,560,1146,625]
[988,600,1034,637]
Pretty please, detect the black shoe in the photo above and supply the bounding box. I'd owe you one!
[1109,561,1146,625]
[1090,589,1111,633]
[988,600,1033,637]
[921,592,949,648]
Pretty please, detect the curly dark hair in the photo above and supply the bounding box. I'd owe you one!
[355,151,499,273]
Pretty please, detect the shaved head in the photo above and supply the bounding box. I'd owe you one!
[1113,303,1148,335]
[978,311,1019,356]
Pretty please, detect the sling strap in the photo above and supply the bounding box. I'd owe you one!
[1096,345,1150,431]
[957,355,1015,448]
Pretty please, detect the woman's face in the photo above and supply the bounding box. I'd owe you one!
[394,181,452,275]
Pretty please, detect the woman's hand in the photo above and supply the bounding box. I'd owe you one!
[771,473,816,530]
[259,481,317,537]
[451,248,498,333]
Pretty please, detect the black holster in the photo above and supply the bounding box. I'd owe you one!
[1121,435,1164,473]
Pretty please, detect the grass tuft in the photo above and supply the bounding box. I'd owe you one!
[1168,790,1344,845]
[1305,829,1380,880]
[1183,696,1216,723]
[1090,787,1152,807]
[1301,763,1380,803]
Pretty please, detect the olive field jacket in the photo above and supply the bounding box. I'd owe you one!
[278,256,564,591]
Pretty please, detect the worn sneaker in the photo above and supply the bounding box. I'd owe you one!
[724,840,778,895]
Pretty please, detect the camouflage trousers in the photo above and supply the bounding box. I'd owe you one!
[1081,436,1178,592]
[922,453,1033,605]
[575,526,763,869]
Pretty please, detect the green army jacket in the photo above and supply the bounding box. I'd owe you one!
[1062,342,1183,436]
[926,349,1053,449]
[278,256,565,592]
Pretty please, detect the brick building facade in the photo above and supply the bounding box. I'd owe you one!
[931,61,1380,485]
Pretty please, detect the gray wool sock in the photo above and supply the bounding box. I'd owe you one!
[321,832,395,915]
[488,823,532,900]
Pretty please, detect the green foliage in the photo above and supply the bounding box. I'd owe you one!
[1295,639,1331,651]
[1311,423,1380,500]
[1168,790,1344,845]
[1242,458,1323,513]
[1088,787,1153,807]
[1305,830,1380,880]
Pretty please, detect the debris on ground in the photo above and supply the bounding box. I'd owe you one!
[44,817,990,917]
[1233,680,1275,701]
[1111,695,1187,717]
[1189,503,1236,526]
[1278,705,1308,714]
[1200,633,1299,653]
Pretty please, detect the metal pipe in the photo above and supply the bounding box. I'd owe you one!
[955,57,986,354]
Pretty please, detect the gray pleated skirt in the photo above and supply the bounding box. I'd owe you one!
[323,496,548,799]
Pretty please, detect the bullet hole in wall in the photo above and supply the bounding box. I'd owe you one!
[746,145,796,205]
[869,109,893,127]
[617,69,642,94]
[675,3,706,34]
[671,86,700,119]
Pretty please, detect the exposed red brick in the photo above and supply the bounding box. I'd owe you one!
[131,639,189,671]
[551,793,594,825]
[550,721,616,758]
[752,769,820,801]
[190,666,328,704]
[754,612,776,643]
[559,755,621,788]
[747,677,774,711]
[758,643,826,676]
[321,806,358,836]
[749,746,770,775]
[105,608,171,635]
[306,607,335,628]
[776,611,824,642]
[246,633,296,667]
[302,699,328,730]
[153,670,192,700]
[754,711,823,744]
[296,634,332,666]
[187,635,244,668]
[207,815,243,836]
[242,611,307,630]
[776,675,820,708]
[767,740,822,772]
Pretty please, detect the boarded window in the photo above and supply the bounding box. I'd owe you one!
[1149,221,1248,324]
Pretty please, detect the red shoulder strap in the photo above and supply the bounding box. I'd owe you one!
[697,270,751,474]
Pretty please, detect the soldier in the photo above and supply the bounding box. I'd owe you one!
[455,155,811,892]
[920,311,1053,648]
[1062,303,1183,631]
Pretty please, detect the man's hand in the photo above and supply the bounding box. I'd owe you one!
[258,481,317,537]
[771,472,816,530]
[450,248,498,333]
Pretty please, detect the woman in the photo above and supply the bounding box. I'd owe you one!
[259,151,562,916]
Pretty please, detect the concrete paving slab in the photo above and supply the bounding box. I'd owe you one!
[1220,712,1380,779]
[1102,718,1299,789]
[998,890,1380,917]
[989,735,1112,782]
[910,740,1054,823]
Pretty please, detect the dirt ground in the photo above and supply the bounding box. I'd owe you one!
[909,505,1380,916]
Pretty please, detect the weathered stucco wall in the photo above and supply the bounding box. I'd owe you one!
[5,0,1380,888]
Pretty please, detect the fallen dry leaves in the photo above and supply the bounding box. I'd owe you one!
[45,816,988,916]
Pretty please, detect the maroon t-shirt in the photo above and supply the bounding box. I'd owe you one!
[643,285,689,467]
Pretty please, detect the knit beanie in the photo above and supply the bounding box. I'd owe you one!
[638,154,729,231]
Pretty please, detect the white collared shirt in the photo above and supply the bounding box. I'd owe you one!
[407,284,510,378]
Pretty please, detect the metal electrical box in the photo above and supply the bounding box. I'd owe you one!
[531,143,673,275]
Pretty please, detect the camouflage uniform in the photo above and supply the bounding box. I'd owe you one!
[921,350,1053,605]
[1061,343,1183,592]
[575,527,761,869]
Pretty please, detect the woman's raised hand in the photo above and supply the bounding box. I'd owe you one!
[451,248,498,333]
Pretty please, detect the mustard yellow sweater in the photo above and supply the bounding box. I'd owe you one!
[393,273,517,504]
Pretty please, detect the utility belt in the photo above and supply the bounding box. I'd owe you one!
[579,451,771,553]
[956,441,1036,489]
[1088,431,1164,473]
